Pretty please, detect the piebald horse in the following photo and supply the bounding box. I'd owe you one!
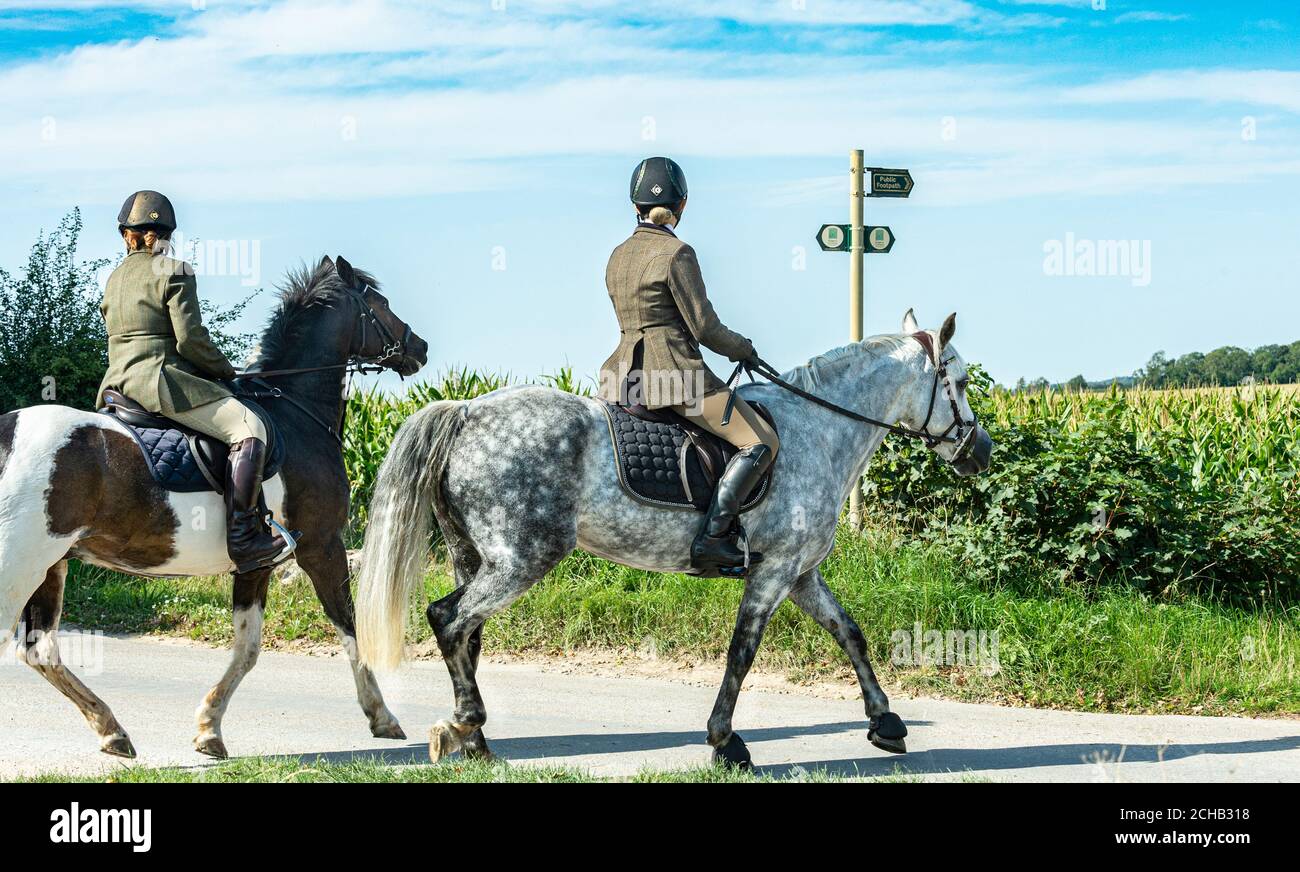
[0,256,427,759]
[356,310,991,769]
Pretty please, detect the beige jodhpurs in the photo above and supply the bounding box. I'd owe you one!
[670,389,780,454]
[166,397,267,446]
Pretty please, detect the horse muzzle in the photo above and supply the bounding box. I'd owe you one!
[952,425,992,477]
[391,333,429,377]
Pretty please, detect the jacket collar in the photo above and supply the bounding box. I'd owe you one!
[634,222,677,238]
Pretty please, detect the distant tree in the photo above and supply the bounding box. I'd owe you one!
[1138,351,1170,388]
[1,210,260,414]
[1202,346,1251,386]
[1136,341,1300,388]
[1065,374,1088,392]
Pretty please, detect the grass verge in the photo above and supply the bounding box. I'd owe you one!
[17,756,925,784]
[63,528,1300,717]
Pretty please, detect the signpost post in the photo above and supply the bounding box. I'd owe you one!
[815,151,913,527]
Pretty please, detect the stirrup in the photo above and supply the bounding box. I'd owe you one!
[690,525,762,578]
[265,515,299,565]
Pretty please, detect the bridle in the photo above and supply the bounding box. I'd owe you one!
[725,332,980,464]
[910,331,979,462]
[231,282,416,444]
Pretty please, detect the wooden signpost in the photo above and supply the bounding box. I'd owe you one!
[816,150,913,526]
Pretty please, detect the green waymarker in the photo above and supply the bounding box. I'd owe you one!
[815,224,894,253]
[816,223,850,252]
[865,225,895,253]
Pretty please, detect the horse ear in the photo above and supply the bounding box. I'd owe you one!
[319,255,334,269]
[335,255,356,287]
[938,312,957,352]
[902,308,920,334]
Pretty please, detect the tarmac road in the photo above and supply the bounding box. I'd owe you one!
[1,633,1297,781]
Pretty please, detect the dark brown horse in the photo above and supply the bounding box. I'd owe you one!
[0,256,427,759]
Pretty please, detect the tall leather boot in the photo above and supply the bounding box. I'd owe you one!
[225,438,297,574]
[691,443,774,570]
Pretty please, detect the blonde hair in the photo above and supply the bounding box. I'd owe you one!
[122,227,171,255]
[645,206,677,226]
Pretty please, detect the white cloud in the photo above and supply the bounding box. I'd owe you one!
[1,0,1297,209]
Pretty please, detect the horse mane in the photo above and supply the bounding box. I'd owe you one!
[247,258,380,369]
[781,334,911,391]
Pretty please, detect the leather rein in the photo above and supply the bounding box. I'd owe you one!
[230,283,414,445]
[724,332,979,460]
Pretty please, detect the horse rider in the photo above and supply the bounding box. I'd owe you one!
[98,191,296,573]
[600,157,780,570]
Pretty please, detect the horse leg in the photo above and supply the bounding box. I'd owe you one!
[788,567,906,754]
[445,540,490,759]
[706,567,799,770]
[193,568,270,758]
[18,561,135,757]
[424,558,551,763]
[296,540,404,739]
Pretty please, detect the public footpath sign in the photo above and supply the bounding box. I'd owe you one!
[868,167,914,197]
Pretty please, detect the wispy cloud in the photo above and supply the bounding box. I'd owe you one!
[1,0,1296,209]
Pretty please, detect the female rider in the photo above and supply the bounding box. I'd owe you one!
[98,191,295,573]
[600,158,780,571]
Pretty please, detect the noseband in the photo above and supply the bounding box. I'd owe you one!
[349,283,413,367]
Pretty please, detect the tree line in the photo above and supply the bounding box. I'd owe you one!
[1135,344,1300,389]
[1013,342,1300,393]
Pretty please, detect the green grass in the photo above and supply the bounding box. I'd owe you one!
[18,756,927,784]
[63,527,1300,718]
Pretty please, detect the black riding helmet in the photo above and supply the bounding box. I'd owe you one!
[630,157,688,208]
[117,190,177,235]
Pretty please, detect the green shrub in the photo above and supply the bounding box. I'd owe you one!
[863,388,1299,604]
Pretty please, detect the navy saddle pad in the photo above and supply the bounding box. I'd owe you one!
[599,400,775,512]
[98,392,284,495]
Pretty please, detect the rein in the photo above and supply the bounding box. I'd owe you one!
[230,283,412,445]
[725,334,977,454]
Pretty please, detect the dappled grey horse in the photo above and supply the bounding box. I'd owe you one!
[357,310,992,769]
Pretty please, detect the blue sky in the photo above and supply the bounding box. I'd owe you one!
[1,0,1297,388]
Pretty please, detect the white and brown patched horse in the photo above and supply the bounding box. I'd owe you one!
[0,256,427,759]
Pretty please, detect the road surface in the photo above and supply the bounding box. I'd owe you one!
[1,634,1297,781]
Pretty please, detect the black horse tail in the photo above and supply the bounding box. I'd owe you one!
[356,401,469,672]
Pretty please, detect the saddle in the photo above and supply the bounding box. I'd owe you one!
[97,390,284,495]
[600,400,776,512]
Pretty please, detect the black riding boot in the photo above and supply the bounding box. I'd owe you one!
[691,443,774,570]
[225,438,298,574]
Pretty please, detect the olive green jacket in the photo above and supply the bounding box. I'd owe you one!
[98,251,237,414]
[600,225,754,409]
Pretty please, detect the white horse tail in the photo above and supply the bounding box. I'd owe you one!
[356,401,469,672]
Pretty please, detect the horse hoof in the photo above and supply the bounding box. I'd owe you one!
[428,720,463,763]
[711,733,752,771]
[372,721,407,741]
[868,712,908,755]
[101,733,136,759]
[194,734,229,759]
[461,730,493,761]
